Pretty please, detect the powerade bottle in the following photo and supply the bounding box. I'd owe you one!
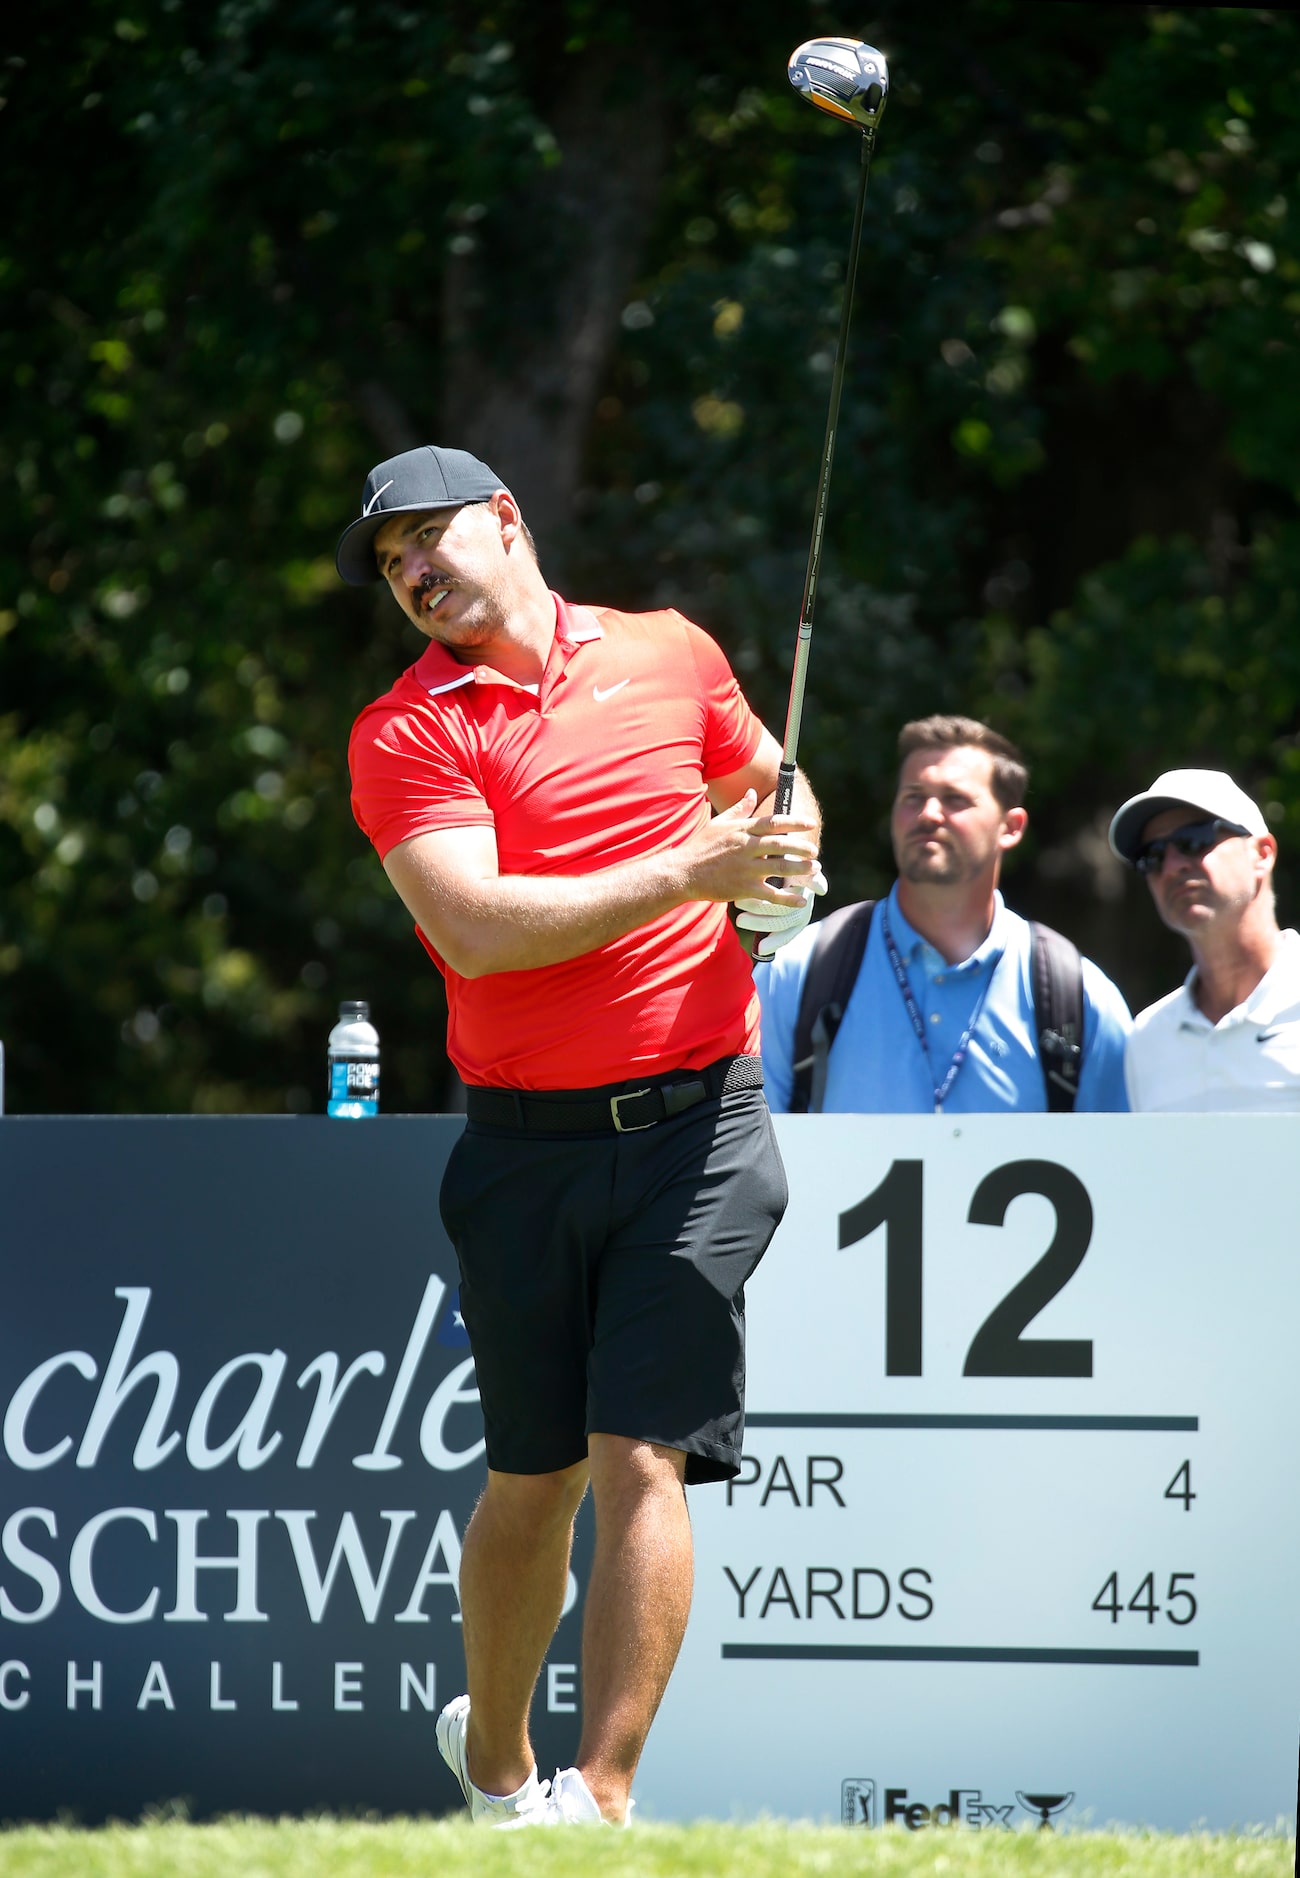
[326,1000,380,1118]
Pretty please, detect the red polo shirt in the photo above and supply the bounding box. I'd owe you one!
[348,594,764,1090]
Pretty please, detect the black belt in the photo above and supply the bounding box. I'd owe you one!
[464,1055,764,1134]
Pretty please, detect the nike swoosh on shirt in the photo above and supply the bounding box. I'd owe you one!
[1256,1028,1282,1043]
[593,679,631,701]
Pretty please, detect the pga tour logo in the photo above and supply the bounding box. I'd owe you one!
[841,1781,1075,1830]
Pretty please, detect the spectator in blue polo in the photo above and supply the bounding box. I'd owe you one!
[757,715,1131,1114]
[1108,768,1300,1110]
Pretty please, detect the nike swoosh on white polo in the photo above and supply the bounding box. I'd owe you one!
[593,679,631,701]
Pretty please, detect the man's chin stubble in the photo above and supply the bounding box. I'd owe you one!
[898,856,964,886]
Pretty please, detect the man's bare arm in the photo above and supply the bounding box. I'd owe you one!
[708,727,822,839]
[383,781,819,979]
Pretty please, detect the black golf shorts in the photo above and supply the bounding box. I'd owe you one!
[438,1078,787,1484]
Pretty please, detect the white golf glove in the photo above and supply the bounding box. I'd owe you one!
[734,867,828,960]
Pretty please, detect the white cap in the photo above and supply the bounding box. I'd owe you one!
[1108,768,1268,864]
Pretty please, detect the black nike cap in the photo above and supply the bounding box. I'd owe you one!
[335,445,509,586]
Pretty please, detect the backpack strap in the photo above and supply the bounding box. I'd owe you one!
[790,900,876,1114]
[1029,921,1085,1114]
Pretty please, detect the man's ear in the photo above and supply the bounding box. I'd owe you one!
[999,806,1028,853]
[489,488,524,546]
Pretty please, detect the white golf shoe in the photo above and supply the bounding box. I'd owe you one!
[435,1694,553,1828]
[549,1766,605,1823]
[551,1765,634,1826]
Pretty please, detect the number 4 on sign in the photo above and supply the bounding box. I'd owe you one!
[1128,1571,1159,1623]
[1165,1461,1195,1510]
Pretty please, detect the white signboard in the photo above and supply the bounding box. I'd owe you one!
[638,1115,1299,1834]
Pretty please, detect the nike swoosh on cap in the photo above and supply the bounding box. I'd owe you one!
[593,680,630,701]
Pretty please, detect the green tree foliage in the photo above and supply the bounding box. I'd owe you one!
[2,3,1298,1109]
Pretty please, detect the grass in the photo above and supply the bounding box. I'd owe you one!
[0,1819,1292,1878]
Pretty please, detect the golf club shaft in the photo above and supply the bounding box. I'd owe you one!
[773,126,876,817]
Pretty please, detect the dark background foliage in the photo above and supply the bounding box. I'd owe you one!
[3,2,1298,1113]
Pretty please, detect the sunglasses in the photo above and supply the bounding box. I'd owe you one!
[1134,818,1251,876]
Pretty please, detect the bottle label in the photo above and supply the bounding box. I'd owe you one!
[328,1060,379,1117]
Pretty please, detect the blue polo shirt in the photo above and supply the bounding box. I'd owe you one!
[757,884,1131,1114]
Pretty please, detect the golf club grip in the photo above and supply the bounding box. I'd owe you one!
[736,762,801,961]
[773,762,797,819]
[764,762,798,891]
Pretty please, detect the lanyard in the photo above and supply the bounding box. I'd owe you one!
[880,903,1001,1113]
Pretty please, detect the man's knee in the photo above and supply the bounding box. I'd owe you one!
[587,1433,688,1507]
[481,1459,589,1534]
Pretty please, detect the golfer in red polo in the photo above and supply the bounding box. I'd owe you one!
[339,445,823,1827]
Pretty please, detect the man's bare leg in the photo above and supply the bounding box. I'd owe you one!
[459,1459,589,1797]
[575,1434,693,1822]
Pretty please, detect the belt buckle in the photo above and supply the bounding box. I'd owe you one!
[610,1087,655,1133]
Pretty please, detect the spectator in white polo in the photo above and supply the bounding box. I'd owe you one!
[1108,769,1300,1110]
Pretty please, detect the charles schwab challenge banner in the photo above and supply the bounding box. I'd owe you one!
[0,1117,587,1822]
[2,1115,1298,1831]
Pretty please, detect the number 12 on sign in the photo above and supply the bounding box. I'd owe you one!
[838,1157,1094,1379]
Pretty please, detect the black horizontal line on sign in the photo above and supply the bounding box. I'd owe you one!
[744,1413,1199,1432]
[722,1644,1199,1667]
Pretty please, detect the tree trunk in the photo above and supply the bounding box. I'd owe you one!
[440,51,669,567]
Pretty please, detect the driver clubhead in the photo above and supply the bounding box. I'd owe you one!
[788,37,888,133]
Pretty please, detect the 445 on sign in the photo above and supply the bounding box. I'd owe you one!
[1092,1572,1197,1626]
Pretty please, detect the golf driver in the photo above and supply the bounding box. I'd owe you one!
[738,38,888,956]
